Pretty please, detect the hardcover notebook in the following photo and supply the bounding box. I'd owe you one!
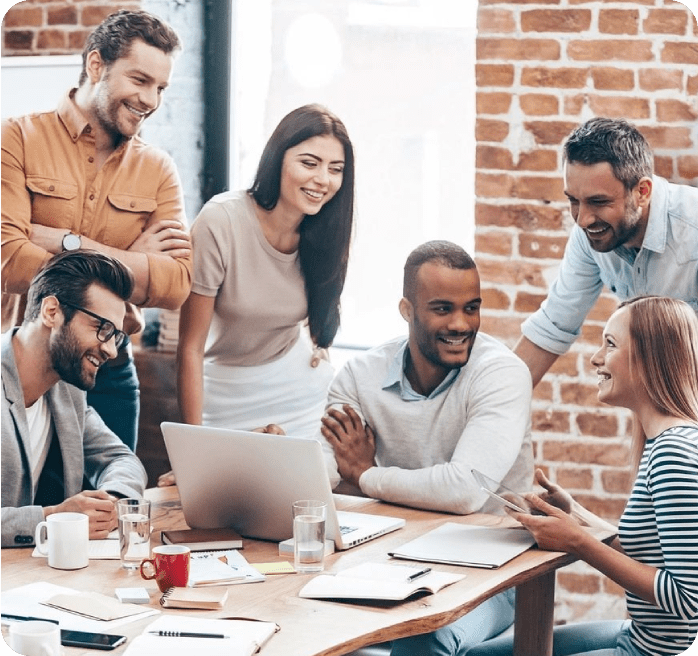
[161,422,405,550]
[161,527,243,551]
[389,523,536,569]
[299,563,464,601]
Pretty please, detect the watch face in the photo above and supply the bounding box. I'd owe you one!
[63,233,82,251]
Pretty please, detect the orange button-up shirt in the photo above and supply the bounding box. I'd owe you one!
[1,90,192,332]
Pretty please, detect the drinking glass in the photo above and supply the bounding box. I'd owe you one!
[117,498,151,570]
[292,500,327,573]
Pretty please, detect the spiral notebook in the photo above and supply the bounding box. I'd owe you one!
[160,587,228,610]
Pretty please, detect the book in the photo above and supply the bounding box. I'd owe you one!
[388,523,536,569]
[161,527,243,551]
[298,562,464,601]
[124,615,279,656]
[160,586,228,610]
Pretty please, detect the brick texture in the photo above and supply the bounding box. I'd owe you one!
[2,1,138,55]
[476,0,698,627]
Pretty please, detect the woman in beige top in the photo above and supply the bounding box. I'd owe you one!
[159,105,355,485]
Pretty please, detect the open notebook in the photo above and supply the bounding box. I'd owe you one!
[161,422,405,550]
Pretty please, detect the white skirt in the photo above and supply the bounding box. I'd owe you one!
[202,334,334,439]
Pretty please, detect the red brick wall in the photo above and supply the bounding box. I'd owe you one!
[2,0,138,55]
[475,0,698,623]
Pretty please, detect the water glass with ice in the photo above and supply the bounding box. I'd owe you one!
[292,500,327,573]
[117,498,151,570]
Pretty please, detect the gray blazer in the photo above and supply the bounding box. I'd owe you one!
[1,330,147,547]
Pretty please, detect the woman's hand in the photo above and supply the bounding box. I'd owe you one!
[310,346,329,368]
[157,470,176,487]
[534,468,573,514]
[509,494,587,555]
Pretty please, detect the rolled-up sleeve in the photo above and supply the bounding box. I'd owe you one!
[521,226,604,355]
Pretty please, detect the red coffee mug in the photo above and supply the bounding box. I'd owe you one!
[140,545,190,592]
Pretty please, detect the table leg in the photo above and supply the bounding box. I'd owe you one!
[513,570,555,656]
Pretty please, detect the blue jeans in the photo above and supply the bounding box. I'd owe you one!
[86,343,140,452]
[466,620,637,656]
[391,588,516,656]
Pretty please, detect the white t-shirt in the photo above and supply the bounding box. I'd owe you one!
[25,395,52,498]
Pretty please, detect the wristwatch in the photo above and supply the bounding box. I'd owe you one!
[61,232,82,252]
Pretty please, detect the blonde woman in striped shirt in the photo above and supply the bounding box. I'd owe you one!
[470,295,698,656]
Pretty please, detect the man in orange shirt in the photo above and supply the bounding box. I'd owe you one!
[1,10,192,451]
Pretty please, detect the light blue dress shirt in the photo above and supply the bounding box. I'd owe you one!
[522,175,698,355]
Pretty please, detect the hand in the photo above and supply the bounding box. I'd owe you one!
[321,404,376,487]
[252,424,286,435]
[45,490,117,539]
[29,224,65,254]
[534,468,573,514]
[157,470,176,487]
[508,494,586,555]
[310,347,329,368]
[128,220,191,258]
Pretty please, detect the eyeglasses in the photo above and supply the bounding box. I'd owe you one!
[60,302,126,350]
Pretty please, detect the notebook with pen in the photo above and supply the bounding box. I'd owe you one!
[160,422,405,551]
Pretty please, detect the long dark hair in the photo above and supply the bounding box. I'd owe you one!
[248,104,355,348]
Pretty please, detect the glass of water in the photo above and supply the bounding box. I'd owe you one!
[292,500,327,573]
[117,498,151,570]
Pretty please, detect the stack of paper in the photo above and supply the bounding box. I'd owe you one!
[189,550,265,586]
[388,523,536,569]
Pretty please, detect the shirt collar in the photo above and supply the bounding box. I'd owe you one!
[382,338,460,401]
[639,175,668,254]
[57,89,91,143]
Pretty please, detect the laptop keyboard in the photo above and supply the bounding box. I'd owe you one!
[339,525,358,535]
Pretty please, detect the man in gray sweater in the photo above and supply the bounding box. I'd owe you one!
[321,240,533,656]
[2,251,147,548]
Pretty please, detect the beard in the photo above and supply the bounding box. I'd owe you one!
[587,193,643,253]
[411,313,475,372]
[50,323,97,391]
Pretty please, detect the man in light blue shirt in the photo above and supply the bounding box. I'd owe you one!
[515,117,698,387]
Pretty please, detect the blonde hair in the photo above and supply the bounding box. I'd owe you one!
[618,296,698,468]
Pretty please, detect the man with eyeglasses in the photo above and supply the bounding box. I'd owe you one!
[1,251,147,548]
[1,9,192,452]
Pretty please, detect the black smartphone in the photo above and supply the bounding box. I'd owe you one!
[60,630,127,650]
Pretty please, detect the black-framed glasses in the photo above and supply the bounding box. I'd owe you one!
[60,302,126,349]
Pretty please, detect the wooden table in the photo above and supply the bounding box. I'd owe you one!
[2,487,577,656]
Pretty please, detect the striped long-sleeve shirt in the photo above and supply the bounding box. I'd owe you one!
[619,425,698,656]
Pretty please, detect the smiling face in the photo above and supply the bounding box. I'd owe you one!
[89,38,173,140]
[564,161,651,252]
[402,262,481,382]
[278,135,345,219]
[50,285,126,390]
[591,307,637,410]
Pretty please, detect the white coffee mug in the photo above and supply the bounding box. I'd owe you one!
[34,512,89,570]
[8,620,61,656]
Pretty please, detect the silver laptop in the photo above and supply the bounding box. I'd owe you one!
[160,422,405,550]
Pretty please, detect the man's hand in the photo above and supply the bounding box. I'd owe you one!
[321,404,376,487]
[45,490,117,539]
[128,220,191,258]
[29,224,66,254]
[252,424,286,435]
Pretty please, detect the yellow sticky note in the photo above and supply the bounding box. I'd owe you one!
[252,561,296,575]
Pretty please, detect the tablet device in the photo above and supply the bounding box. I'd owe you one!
[471,468,535,514]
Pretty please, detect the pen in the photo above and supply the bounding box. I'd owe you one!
[148,631,229,639]
[407,567,432,582]
[1,614,60,625]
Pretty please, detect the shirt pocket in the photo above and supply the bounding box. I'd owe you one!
[25,176,78,227]
[106,193,158,241]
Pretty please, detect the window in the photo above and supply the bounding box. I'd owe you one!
[231,0,478,347]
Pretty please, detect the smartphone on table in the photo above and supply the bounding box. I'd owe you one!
[60,630,127,650]
[471,468,543,515]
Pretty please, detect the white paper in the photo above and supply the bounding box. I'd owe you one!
[189,550,265,585]
[123,615,277,656]
[1,582,159,632]
[389,523,536,569]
